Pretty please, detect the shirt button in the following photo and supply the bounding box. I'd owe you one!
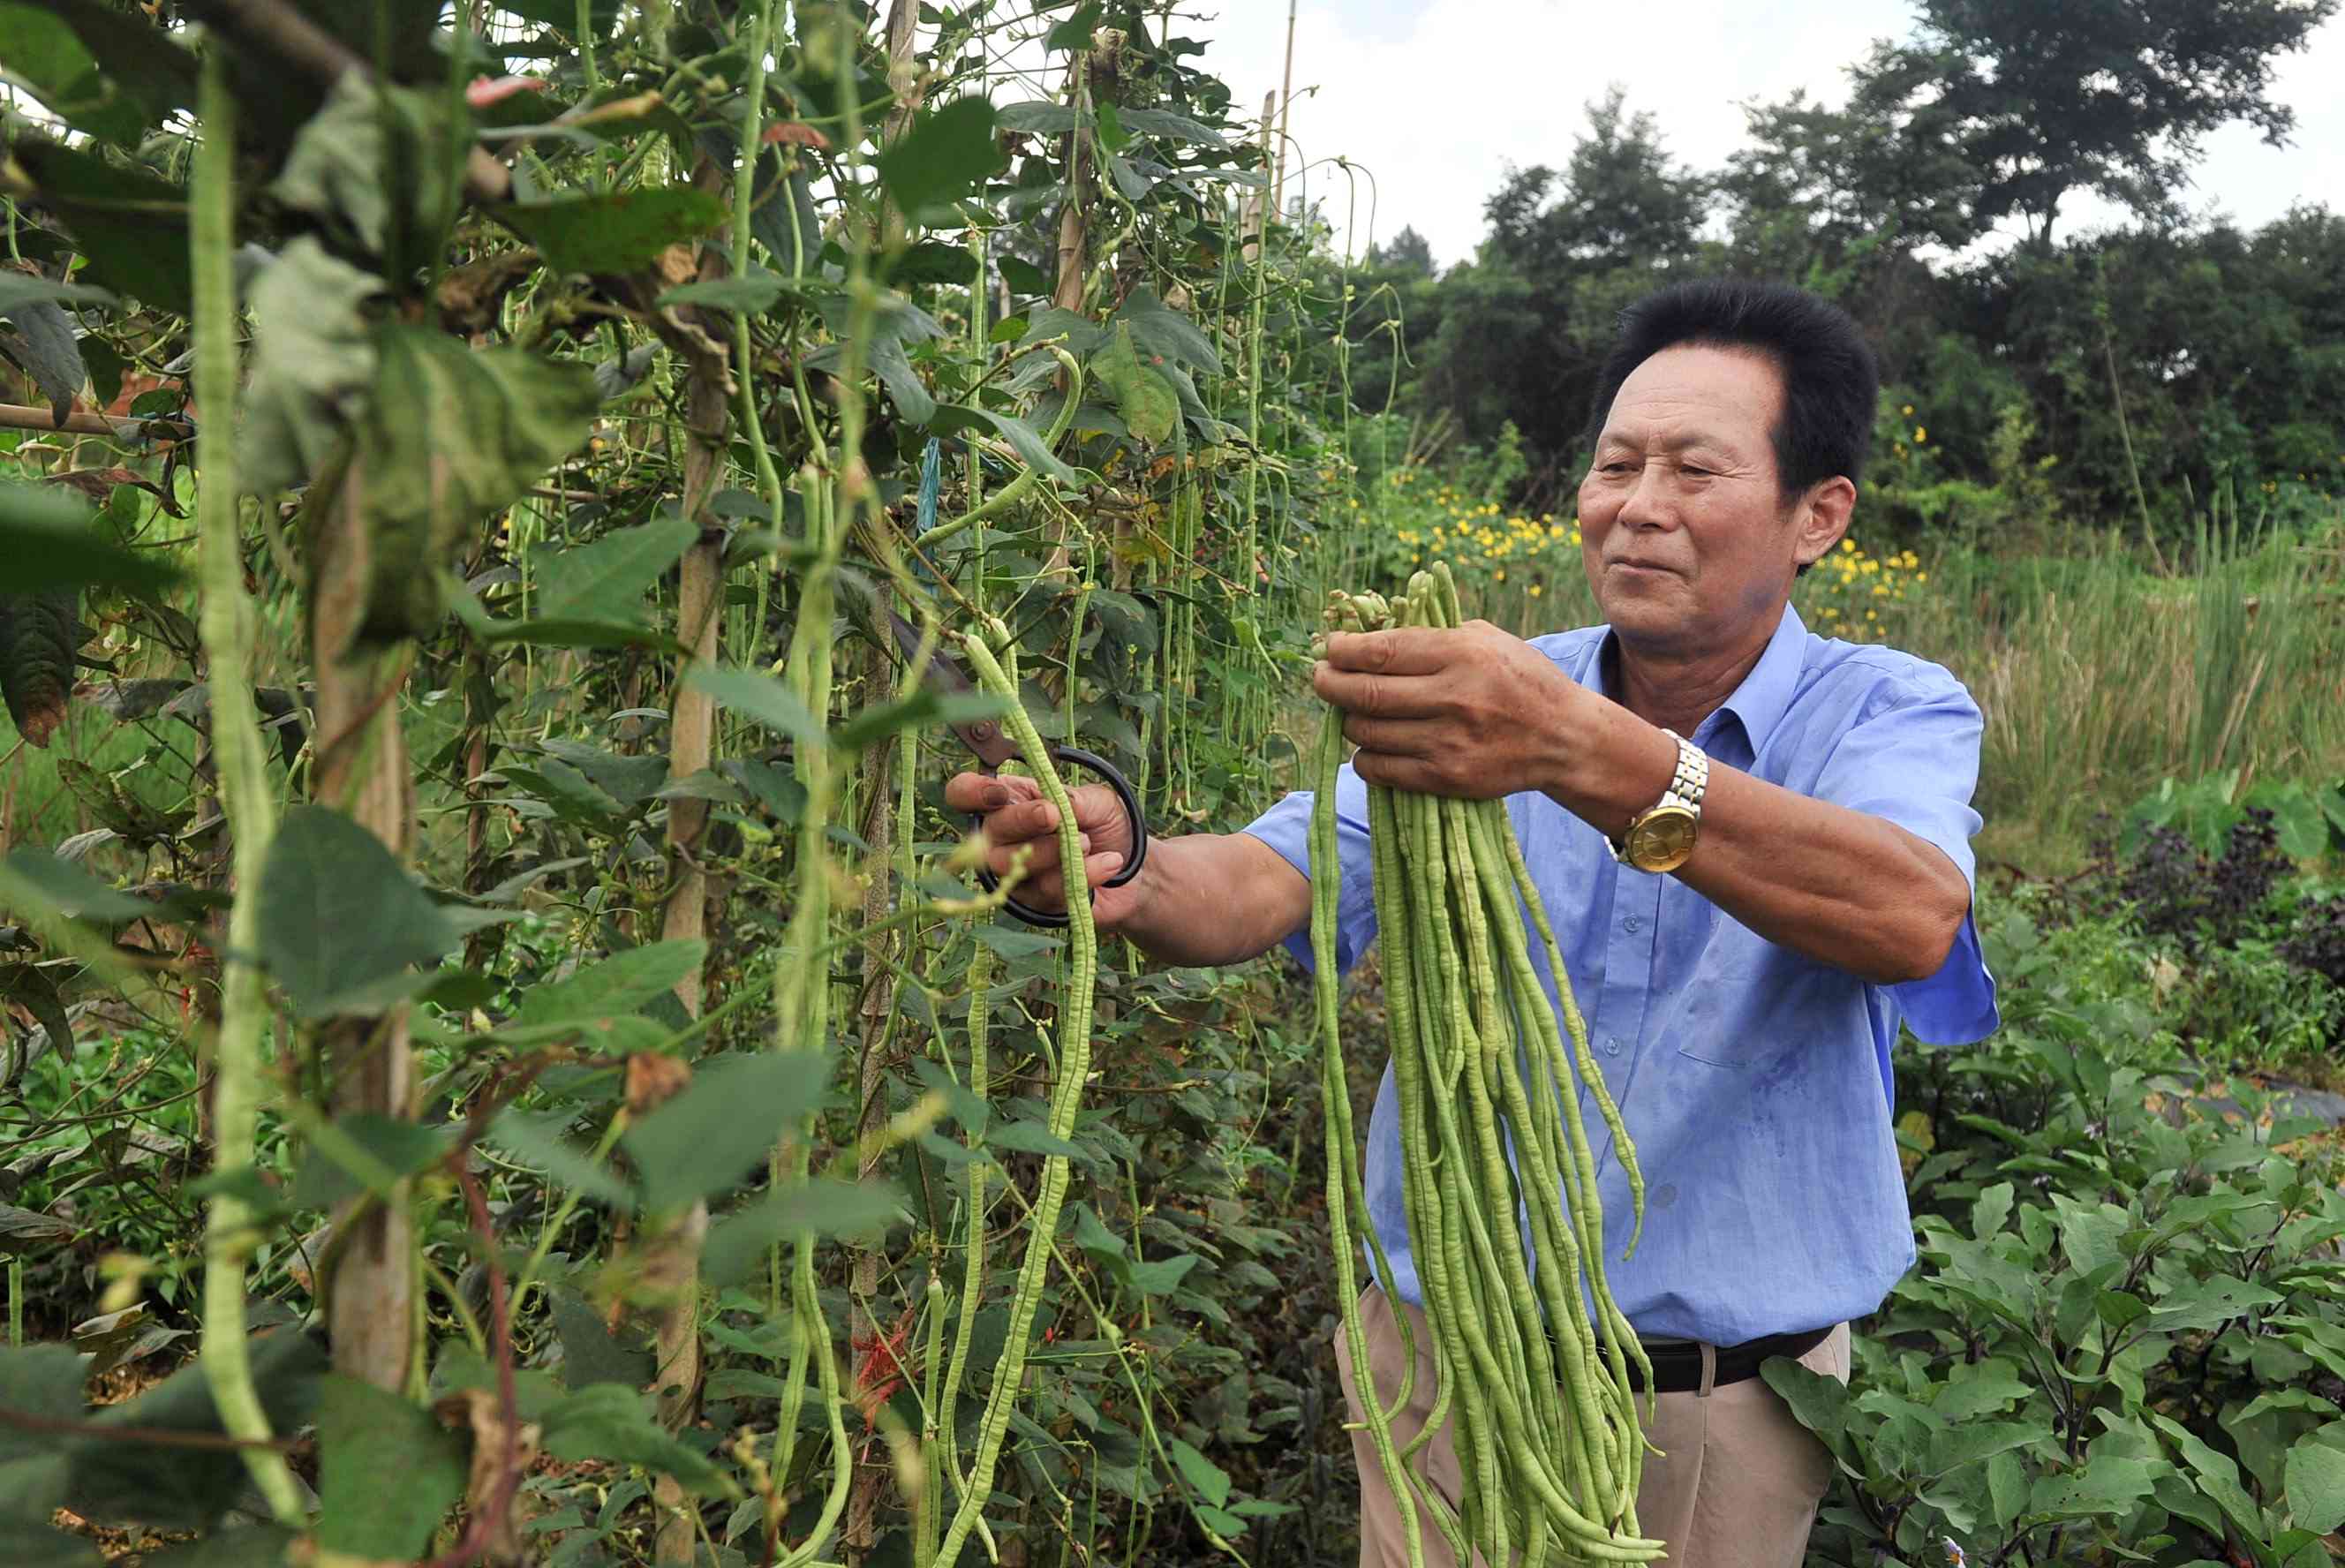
[1603,1038,1624,1058]
[1624,915,1642,932]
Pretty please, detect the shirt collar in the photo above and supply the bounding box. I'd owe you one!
[1587,602,1810,757]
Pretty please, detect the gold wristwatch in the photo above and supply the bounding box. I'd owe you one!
[1611,729,1708,874]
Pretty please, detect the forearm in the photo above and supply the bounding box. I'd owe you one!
[1109,832,1312,969]
[1545,713,1970,984]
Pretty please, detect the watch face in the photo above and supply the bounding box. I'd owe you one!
[1628,806,1699,872]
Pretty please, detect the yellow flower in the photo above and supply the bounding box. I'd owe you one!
[1901,404,1914,417]
[1916,572,1927,583]
[1913,426,1927,443]
[1866,609,1877,621]
[1495,570,1506,583]
[1529,584,1542,597]
[1841,539,1856,554]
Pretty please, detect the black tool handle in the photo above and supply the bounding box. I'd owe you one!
[973,746,1151,929]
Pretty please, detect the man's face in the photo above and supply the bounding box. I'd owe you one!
[1576,343,1844,655]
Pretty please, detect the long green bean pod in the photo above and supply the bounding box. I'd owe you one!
[1308,669,1426,1568]
[1316,572,1665,1563]
[191,48,306,1528]
[927,631,1098,1568]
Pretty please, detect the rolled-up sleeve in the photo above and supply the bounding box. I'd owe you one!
[1238,760,1379,976]
[1813,669,2001,1044]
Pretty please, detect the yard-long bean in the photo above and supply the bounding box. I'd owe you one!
[1311,569,1663,1565]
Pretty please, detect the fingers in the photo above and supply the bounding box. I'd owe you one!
[984,830,1092,880]
[1314,662,1449,720]
[1341,714,1435,757]
[983,842,1127,913]
[1323,627,1457,676]
[943,772,1039,811]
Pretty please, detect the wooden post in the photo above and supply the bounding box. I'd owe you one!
[310,467,419,1395]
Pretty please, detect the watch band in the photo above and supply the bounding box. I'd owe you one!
[1610,729,1708,865]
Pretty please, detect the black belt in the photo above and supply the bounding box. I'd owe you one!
[1565,1325,1833,1395]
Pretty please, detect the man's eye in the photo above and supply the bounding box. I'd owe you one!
[1682,465,1713,478]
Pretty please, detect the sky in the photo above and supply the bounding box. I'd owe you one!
[1162,0,2345,268]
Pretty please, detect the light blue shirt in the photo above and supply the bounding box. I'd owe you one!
[1240,605,2000,1346]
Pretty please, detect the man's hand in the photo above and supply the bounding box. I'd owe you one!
[1314,620,1589,798]
[943,772,1148,927]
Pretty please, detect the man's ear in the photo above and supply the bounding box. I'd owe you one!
[1791,476,1857,569]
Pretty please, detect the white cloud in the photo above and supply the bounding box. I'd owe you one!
[1176,0,2345,266]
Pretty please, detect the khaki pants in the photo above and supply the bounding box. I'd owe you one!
[1336,1287,1847,1568]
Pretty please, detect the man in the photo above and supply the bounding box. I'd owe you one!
[946,278,2000,1566]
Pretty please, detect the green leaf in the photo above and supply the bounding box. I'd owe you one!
[258,806,466,1018]
[1972,1180,2014,1240]
[833,688,1007,751]
[996,257,1049,297]
[1044,1,1104,49]
[4,298,88,424]
[0,587,79,749]
[656,271,788,314]
[2026,1452,2164,1521]
[0,4,169,147]
[1125,1253,1202,1295]
[317,1375,467,1559]
[622,1052,833,1214]
[486,1108,633,1208]
[2285,1434,2345,1534]
[970,924,1062,960]
[1114,285,1222,376]
[290,1113,455,1208]
[551,1290,655,1391]
[1071,1203,1127,1258]
[0,1204,74,1255]
[926,403,1078,485]
[987,1121,1085,1162]
[0,848,162,922]
[878,97,1006,221]
[1987,1448,2029,1529]
[2151,1413,2268,1541]
[525,515,699,635]
[11,139,191,314]
[517,941,707,1029]
[0,1,192,147]
[1167,1437,1231,1508]
[69,1330,325,1531]
[498,188,728,275]
[1090,320,1178,448]
[997,102,1078,135]
[349,327,601,643]
[2252,784,2333,861]
[241,238,383,499]
[271,74,461,262]
[688,666,830,750]
[538,1384,727,1493]
[702,1180,905,1285]
[1116,107,1228,147]
[0,482,181,593]
[1927,1420,2047,1477]
[1759,1356,1851,1451]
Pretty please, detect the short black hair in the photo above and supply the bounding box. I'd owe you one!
[1583,278,1879,499]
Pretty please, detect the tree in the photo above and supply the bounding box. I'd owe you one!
[1854,0,2341,248]
[1484,87,1710,274]
[1368,224,1436,277]
[1719,89,1983,280]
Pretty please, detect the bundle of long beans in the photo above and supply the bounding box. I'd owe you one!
[1311,565,1665,1566]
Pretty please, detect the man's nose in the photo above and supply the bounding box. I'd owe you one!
[1617,464,1677,530]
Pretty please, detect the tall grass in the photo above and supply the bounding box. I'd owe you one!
[1882,509,2344,866]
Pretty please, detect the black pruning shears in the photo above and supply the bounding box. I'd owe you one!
[885,607,1150,928]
